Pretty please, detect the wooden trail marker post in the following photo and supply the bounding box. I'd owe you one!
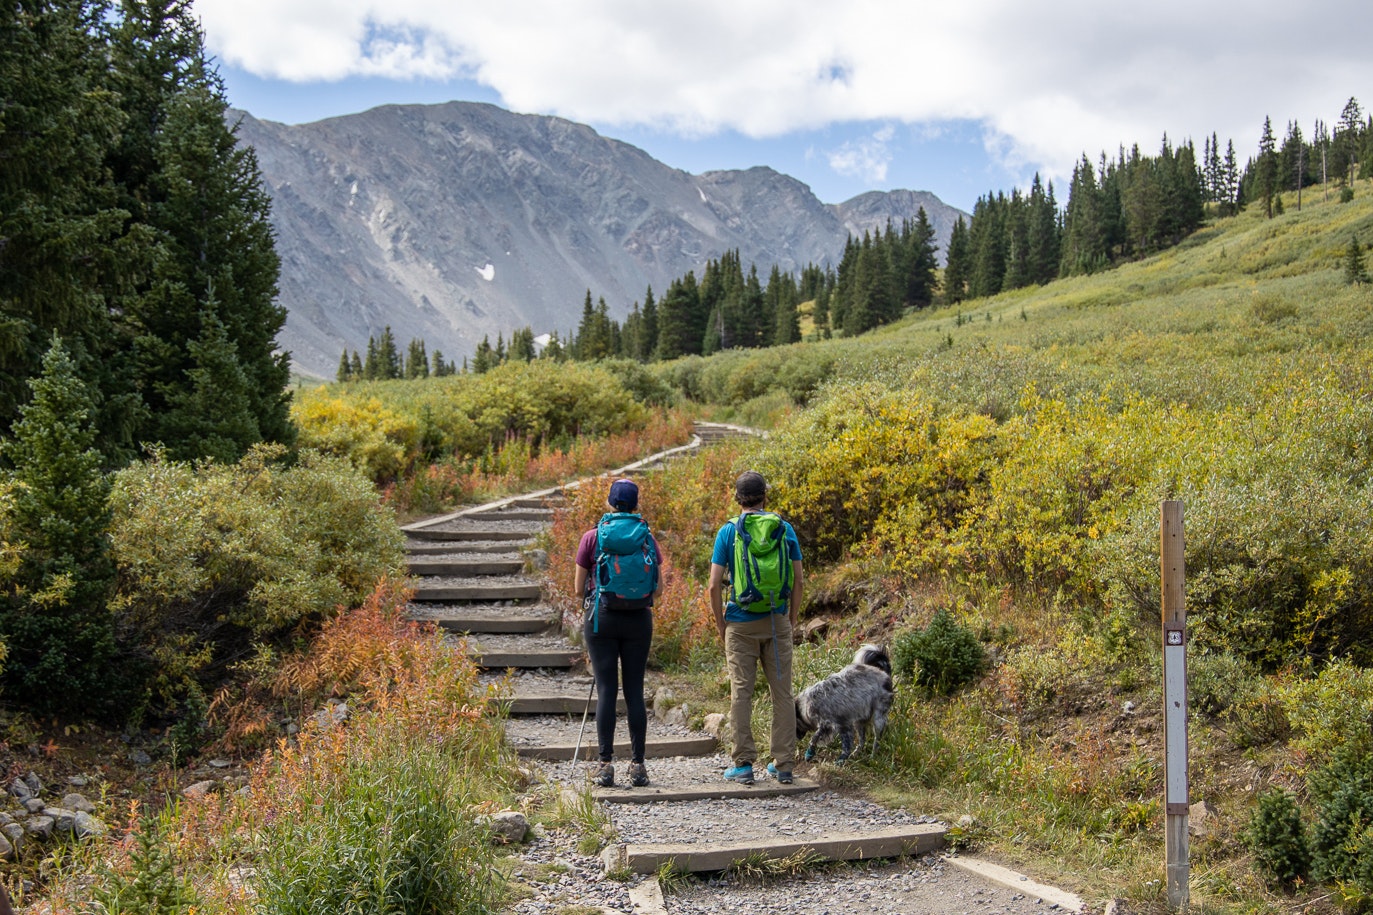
[1161,500,1190,909]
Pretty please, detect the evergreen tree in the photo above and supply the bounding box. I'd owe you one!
[377,326,401,378]
[968,193,1007,297]
[349,350,363,379]
[1335,97,1364,187]
[639,286,658,362]
[472,335,495,374]
[653,273,700,360]
[160,306,260,462]
[1256,116,1279,218]
[942,217,971,304]
[902,209,941,306]
[109,0,291,459]
[1345,236,1369,285]
[363,336,379,379]
[336,350,353,382]
[404,339,428,378]
[509,327,536,362]
[0,337,127,716]
[430,348,448,377]
[0,0,138,455]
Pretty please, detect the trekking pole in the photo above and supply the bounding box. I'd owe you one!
[570,674,596,778]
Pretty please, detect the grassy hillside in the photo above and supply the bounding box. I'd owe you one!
[619,186,1373,913]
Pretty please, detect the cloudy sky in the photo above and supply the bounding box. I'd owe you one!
[200,0,1372,213]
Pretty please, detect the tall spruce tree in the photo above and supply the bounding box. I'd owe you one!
[1255,116,1279,218]
[108,0,290,459]
[942,217,971,304]
[0,0,140,456]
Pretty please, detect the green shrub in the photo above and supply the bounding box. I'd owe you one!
[892,608,987,695]
[108,445,405,714]
[1310,736,1373,894]
[1244,788,1310,887]
[1274,660,1373,762]
[1189,651,1264,716]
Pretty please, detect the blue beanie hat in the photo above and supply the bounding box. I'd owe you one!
[607,478,639,511]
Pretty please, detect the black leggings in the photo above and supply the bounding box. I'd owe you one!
[583,606,653,763]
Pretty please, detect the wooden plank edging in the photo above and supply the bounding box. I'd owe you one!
[604,823,946,874]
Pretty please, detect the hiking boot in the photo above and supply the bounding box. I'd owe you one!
[592,762,614,788]
[723,764,754,785]
[628,761,650,787]
[766,762,793,784]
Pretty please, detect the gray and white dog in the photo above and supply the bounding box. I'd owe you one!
[795,643,894,762]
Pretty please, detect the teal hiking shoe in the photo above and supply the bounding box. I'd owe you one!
[766,762,793,784]
[723,764,755,785]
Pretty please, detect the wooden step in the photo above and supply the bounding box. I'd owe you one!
[411,582,541,602]
[406,540,529,555]
[464,508,555,522]
[499,694,625,715]
[593,776,819,805]
[516,735,718,761]
[408,605,557,634]
[603,823,946,874]
[408,528,534,542]
[407,557,523,576]
[473,649,580,670]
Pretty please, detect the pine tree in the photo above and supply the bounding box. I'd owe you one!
[0,0,136,454]
[1345,236,1369,285]
[349,351,363,379]
[639,286,658,362]
[0,337,127,716]
[336,350,352,382]
[1335,97,1364,187]
[109,0,291,459]
[161,305,260,462]
[942,217,971,304]
[1256,116,1279,218]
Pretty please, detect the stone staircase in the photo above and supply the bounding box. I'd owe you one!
[396,422,1079,912]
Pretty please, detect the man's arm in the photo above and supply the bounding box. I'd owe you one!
[708,563,727,641]
[789,561,804,630]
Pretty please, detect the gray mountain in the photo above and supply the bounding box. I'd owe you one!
[232,102,966,378]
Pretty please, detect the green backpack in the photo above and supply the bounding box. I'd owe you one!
[730,511,793,613]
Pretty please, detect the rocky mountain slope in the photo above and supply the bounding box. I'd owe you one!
[233,102,965,378]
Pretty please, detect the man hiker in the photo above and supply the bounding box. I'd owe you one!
[574,478,661,788]
[708,470,804,785]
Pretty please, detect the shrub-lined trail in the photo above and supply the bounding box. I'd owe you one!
[401,422,1085,915]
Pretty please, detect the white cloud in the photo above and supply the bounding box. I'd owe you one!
[828,126,896,183]
[196,0,1373,183]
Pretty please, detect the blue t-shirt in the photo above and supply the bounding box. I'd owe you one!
[711,512,802,622]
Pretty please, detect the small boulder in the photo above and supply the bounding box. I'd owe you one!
[73,811,108,839]
[182,781,218,801]
[485,811,529,845]
[0,833,12,860]
[43,808,77,834]
[25,816,54,840]
[1189,800,1220,836]
[61,794,95,814]
[652,687,676,720]
[703,713,726,739]
[22,798,43,814]
[663,704,689,728]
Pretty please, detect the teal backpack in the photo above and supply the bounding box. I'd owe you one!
[592,512,659,628]
[729,511,793,613]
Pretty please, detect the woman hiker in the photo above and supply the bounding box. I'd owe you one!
[573,478,662,787]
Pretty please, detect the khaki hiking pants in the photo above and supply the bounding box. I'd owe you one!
[725,612,796,771]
